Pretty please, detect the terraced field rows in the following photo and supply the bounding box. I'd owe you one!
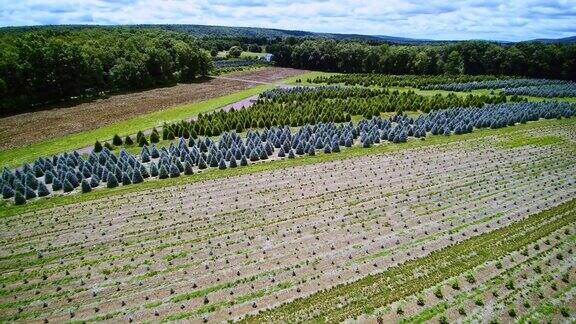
[0,125,575,322]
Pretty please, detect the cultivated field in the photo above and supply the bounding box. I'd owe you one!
[1,120,574,322]
[0,67,304,151]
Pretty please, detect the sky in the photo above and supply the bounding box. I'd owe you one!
[0,0,575,41]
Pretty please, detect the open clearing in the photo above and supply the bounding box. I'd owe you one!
[0,67,305,151]
[1,120,574,323]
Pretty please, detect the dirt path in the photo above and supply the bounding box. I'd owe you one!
[0,67,306,151]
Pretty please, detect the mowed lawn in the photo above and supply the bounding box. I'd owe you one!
[0,85,271,168]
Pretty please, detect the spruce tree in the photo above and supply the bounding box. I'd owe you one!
[52,178,63,191]
[198,156,207,169]
[2,185,14,199]
[140,165,150,178]
[158,165,169,179]
[125,135,134,145]
[288,149,295,159]
[25,173,38,190]
[37,182,50,197]
[14,191,26,205]
[90,175,100,188]
[122,172,132,185]
[81,179,92,193]
[218,158,227,170]
[138,135,148,147]
[104,142,114,151]
[107,173,119,188]
[240,155,248,166]
[184,161,194,175]
[94,141,103,153]
[169,164,180,178]
[112,134,123,146]
[229,158,238,168]
[150,162,159,177]
[132,169,144,183]
[63,180,74,193]
[150,131,160,144]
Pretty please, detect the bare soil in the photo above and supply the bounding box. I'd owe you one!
[0,67,306,150]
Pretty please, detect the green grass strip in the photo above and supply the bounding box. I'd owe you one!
[0,85,271,168]
[1,117,573,219]
[240,198,576,323]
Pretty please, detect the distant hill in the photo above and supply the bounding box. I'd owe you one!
[533,36,576,44]
[1,23,574,45]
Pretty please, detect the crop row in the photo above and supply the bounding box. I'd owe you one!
[240,198,576,323]
[1,101,574,205]
[308,74,512,88]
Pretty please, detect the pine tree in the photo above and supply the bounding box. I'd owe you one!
[132,169,144,183]
[278,147,286,157]
[25,173,38,190]
[150,131,160,144]
[37,182,50,197]
[90,175,100,188]
[198,156,207,169]
[229,158,238,168]
[112,134,123,146]
[107,173,119,188]
[288,149,295,159]
[33,164,44,177]
[169,164,180,178]
[158,165,169,179]
[218,158,227,170]
[2,185,14,199]
[94,141,103,153]
[52,178,63,191]
[240,155,248,166]
[138,135,148,147]
[63,179,74,193]
[150,162,159,177]
[140,165,150,178]
[104,142,114,151]
[125,135,134,145]
[81,179,92,193]
[184,161,194,175]
[14,191,26,205]
[122,172,132,185]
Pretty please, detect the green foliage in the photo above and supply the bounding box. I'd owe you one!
[112,134,123,146]
[0,27,212,115]
[228,46,243,58]
[94,141,103,153]
[14,191,26,205]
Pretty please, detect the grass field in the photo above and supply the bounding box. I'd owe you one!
[0,85,271,168]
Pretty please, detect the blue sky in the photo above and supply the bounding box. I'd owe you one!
[1,0,575,41]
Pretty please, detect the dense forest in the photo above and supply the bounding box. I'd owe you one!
[268,39,576,80]
[0,27,212,115]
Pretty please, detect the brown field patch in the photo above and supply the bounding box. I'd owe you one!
[0,67,306,150]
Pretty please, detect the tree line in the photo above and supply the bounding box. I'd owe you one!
[268,39,576,81]
[0,27,212,115]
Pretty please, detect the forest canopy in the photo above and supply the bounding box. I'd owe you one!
[268,38,576,81]
[0,27,212,115]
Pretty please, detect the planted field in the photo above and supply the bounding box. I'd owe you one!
[1,121,574,322]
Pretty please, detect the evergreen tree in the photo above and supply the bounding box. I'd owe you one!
[90,175,100,188]
[94,141,103,153]
[33,164,44,177]
[14,191,26,205]
[158,165,169,179]
[240,155,248,166]
[218,158,227,170]
[63,179,74,193]
[278,147,286,157]
[112,134,123,146]
[125,135,134,145]
[104,142,114,151]
[169,164,180,178]
[132,169,144,183]
[25,173,38,190]
[198,156,207,169]
[52,178,63,191]
[288,149,295,159]
[150,131,160,143]
[138,135,149,147]
[107,173,119,188]
[140,165,150,178]
[150,162,159,177]
[229,158,238,168]
[81,179,92,193]
[184,161,194,175]
[37,182,50,197]
[2,185,14,199]
[122,172,132,185]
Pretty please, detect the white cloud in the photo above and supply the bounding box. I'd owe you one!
[0,0,574,41]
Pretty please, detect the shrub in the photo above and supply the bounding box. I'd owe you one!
[240,155,248,166]
[218,158,227,170]
[94,141,103,153]
[228,46,242,58]
[44,170,54,184]
[14,191,26,205]
[125,135,134,145]
[508,308,516,317]
[104,142,114,151]
[37,182,50,197]
[138,135,149,147]
[229,158,238,168]
[150,131,160,143]
[417,296,425,306]
[107,173,119,188]
[81,180,92,193]
[90,175,100,188]
[112,134,123,146]
[434,288,443,299]
[26,173,38,190]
